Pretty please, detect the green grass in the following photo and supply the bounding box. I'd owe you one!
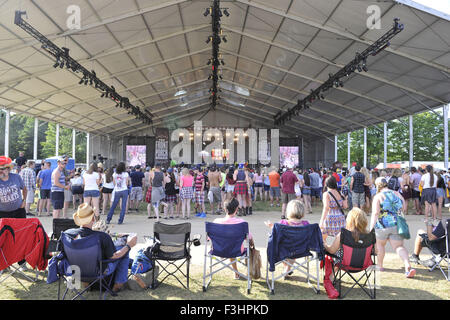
[1,253,448,300]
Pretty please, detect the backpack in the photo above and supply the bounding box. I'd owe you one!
[387,176,400,191]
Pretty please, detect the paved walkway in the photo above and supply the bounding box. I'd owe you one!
[37,206,448,266]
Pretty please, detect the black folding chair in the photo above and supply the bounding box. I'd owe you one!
[148,222,193,289]
[47,218,78,256]
[329,229,377,299]
[424,219,450,281]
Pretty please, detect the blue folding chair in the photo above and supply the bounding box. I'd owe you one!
[203,222,251,294]
[266,223,324,295]
[57,232,117,300]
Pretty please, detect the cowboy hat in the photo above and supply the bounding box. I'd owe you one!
[0,156,14,169]
[73,203,96,226]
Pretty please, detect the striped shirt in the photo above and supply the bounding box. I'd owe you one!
[195,174,204,191]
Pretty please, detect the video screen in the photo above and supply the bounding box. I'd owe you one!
[211,149,230,161]
[126,145,146,167]
[280,146,299,168]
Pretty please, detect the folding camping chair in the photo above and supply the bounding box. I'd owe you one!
[57,232,117,300]
[266,223,324,295]
[423,218,450,281]
[0,218,48,290]
[203,222,252,294]
[147,222,193,289]
[329,228,377,299]
[47,218,78,255]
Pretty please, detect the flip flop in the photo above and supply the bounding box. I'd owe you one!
[405,268,416,278]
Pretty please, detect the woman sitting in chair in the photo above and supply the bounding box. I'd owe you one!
[264,200,309,278]
[324,207,371,266]
[214,198,253,279]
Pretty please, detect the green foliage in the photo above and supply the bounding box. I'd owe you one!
[337,110,446,168]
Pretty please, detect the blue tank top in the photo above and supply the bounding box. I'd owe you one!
[236,170,246,181]
[51,168,65,192]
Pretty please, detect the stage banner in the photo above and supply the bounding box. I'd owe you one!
[155,128,169,167]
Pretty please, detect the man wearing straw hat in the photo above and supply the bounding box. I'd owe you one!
[65,203,137,293]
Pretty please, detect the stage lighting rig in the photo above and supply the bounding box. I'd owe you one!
[14,10,153,126]
[274,18,404,126]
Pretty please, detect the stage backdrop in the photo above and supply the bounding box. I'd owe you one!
[155,128,169,167]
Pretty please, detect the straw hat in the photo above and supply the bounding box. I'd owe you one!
[73,203,96,226]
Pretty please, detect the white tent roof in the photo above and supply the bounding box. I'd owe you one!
[0,0,449,141]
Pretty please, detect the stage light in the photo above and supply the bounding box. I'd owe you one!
[223,8,230,17]
[207,59,211,65]
[78,78,84,85]
[53,61,59,68]
[220,59,225,66]
[84,78,88,85]
[101,92,105,98]
[59,61,64,68]
[222,36,227,43]
[203,8,211,17]
[357,65,363,72]
[206,36,212,44]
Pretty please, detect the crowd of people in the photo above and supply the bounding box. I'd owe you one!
[1,152,448,290]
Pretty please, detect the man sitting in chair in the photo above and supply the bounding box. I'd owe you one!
[410,218,447,267]
[213,198,253,279]
[65,203,137,292]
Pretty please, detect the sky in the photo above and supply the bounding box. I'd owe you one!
[412,0,450,15]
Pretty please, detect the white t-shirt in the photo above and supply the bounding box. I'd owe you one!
[421,173,438,189]
[102,173,115,189]
[113,172,129,192]
[70,177,83,186]
[83,172,100,191]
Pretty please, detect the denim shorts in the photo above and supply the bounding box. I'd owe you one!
[84,190,100,198]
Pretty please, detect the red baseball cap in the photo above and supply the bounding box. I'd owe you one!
[0,156,13,168]
[352,162,357,166]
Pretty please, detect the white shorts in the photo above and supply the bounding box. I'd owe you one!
[26,189,35,204]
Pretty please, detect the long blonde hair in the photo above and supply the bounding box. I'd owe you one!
[361,167,370,180]
[346,207,368,242]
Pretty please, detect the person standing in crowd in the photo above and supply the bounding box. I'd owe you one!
[129,165,145,213]
[37,161,52,217]
[51,157,69,219]
[19,160,36,216]
[419,165,438,223]
[83,163,101,218]
[294,169,303,201]
[268,166,281,207]
[302,171,312,214]
[101,168,115,215]
[106,162,130,225]
[219,167,227,210]
[280,165,298,219]
[245,167,254,216]
[361,167,373,214]
[226,166,236,201]
[208,165,223,216]
[309,168,321,207]
[401,168,411,215]
[163,168,178,219]
[194,167,206,218]
[143,167,151,203]
[70,171,84,209]
[149,165,168,222]
[435,170,445,222]
[263,167,271,202]
[410,167,423,215]
[320,176,347,241]
[253,168,264,202]
[350,165,367,209]
[179,167,194,220]
[370,177,416,278]
[15,151,27,173]
[233,163,249,216]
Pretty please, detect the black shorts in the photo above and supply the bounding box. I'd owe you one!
[420,233,444,255]
[71,185,84,195]
[412,190,421,199]
[51,191,65,210]
[0,207,26,219]
[102,187,113,194]
[40,189,51,199]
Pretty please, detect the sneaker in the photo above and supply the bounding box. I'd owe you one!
[195,212,201,217]
[270,203,274,207]
[421,258,438,268]
[18,263,28,272]
[199,212,207,218]
[409,254,420,264]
